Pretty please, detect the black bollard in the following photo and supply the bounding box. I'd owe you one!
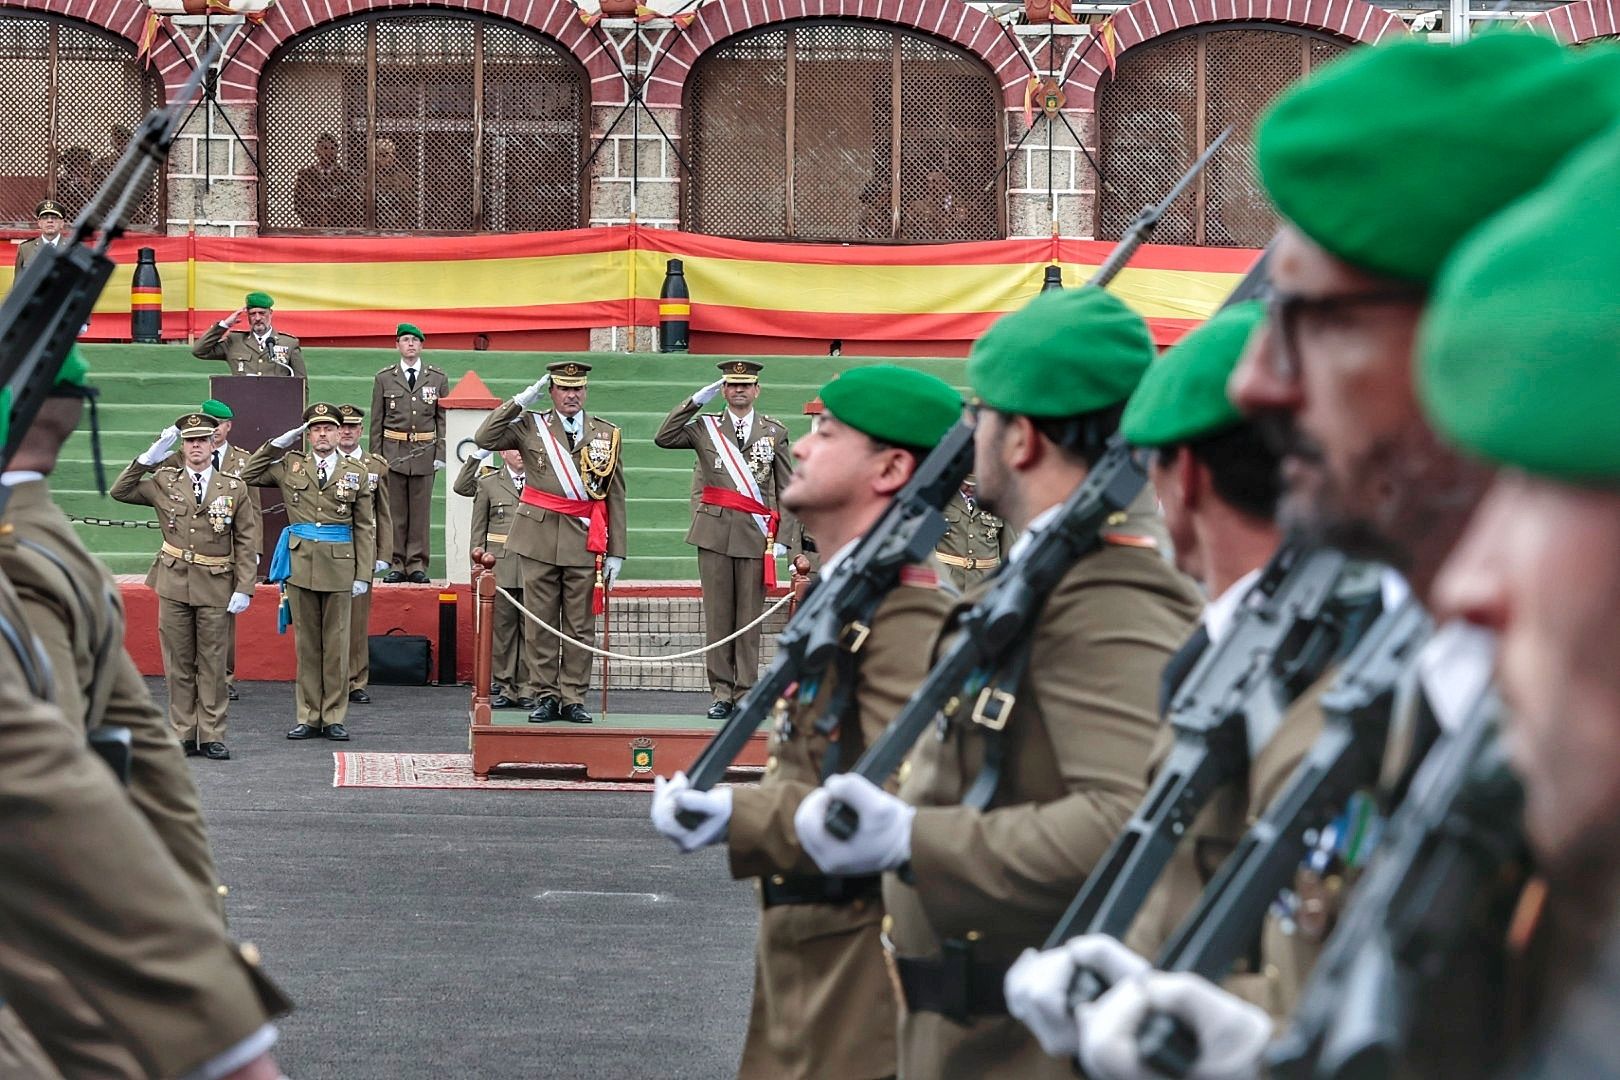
[131,247,162,342]
[659,258,690,353]
[1041,264,1063,292]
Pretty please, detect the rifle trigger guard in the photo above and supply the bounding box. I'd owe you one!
[839,621,872,654]
[971,687,1016,731]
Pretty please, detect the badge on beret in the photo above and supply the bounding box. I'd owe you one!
[314,404,330,415]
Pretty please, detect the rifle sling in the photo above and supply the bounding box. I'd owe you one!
[961,642,1035,812]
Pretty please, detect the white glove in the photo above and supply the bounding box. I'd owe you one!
[1006,936,1151,1059]
[137,425,180,466]
[602,556,624,590]
[513,374,551,407]
[433,459,445,471]
[270,423,307,449]
[1079,972,1271,1080]
[794,772,914,876]
[772,543,788,557]
[374,560,390,574]
[226,592,252,616]
[351,580,370,597]
[692,379,724,406]
[470,447,493,462]
[650,771,732,852]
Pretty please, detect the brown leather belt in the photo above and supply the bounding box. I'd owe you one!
[383,429,435,443]
[759,873,881,908]
[161,541,230,567]
[935,551,999,571]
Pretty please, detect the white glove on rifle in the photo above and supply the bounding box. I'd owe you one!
[138,426,180,466]
[602,556,624,591]
[1079,971,1271,1080]
[513,373,551,408]
[270,423,307,449]
[650,771,732,852]
[692,379,725,406]
[226,592,252,616]
[1005,935,1151,1059]
[794,772,914,876]
[351,580,370,597]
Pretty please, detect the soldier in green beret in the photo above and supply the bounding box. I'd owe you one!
[195,397,254,701]
[192,291,306,378]
[372,323,448,584]
[13,199,65,275]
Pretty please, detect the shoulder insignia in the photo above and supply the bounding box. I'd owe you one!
[593,417,620,430]
[376,365,395,376]
[1102,532,1159,550]
[426,364,445,374]
[899,565,940,589]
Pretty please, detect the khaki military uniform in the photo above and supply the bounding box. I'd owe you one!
[13,235,63,275]
[345,448,393,693]
[111,459,260,746]
[936,489,1012,592]
[885,539,1201,1079]
[654,398,796,703]
[456,455,533,699]
[216,441,257,688]
[727,563,952,1079]
[371,362,448,576]
[473,401,626,708]
[243,443,375,730]
[191,322,307,378]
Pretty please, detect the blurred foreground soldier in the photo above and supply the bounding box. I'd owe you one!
[13,199,65,274]
[112,410,260,760]
[372,323,446,583]
[193,291,306,378]
[337,403,392,704]
[456,447,534,709]
[202,397,254,700]
[935,476,1011,591]
[650,365,961,1079]
[245,402,376,740]
[473,361,626,725]
[654,360,795,719]
[1069,34,1620,1079]
[794,288,1202,1079]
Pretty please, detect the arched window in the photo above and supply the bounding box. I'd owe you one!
[686,21,1004,243]
[0,14,164,231]
[259,12,587,234]
[1098,25,1347,247]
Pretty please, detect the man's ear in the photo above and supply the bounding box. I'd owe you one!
[871,447,917,499]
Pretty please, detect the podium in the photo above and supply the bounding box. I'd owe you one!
[210,375,306,575]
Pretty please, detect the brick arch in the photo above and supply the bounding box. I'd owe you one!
[1525,1,1620,42]
[0,0,190,95]
[644,0,1028,108]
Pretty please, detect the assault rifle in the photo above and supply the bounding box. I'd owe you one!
[1045,543,1382,1002]
[1266,690,1525,1080]
[1086,127,1232,288]
[1130,598,1436,1077]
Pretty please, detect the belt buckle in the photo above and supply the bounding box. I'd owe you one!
[839,620,871,654]
[970,687,1015,731]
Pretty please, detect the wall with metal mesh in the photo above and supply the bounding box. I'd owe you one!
[685,20,1003,244]
[258,12,586,234]
[0,13,162,230]
[1097,24,1347,247]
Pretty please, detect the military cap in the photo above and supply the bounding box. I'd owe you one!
[396,322,425,342]
[718,360,763,384]
[547,360,592,388]
[35,199,64,219]
[245,291,274,310]
[201,398,233,420]
[819,365,961,450]
[1257,35,1620,284]
[176,412,219,439]
[336,403,366,426]
[968,287,1154,418]
[1121,301,1263,448]
[303,402,342,426]
[1418,121,1620,483]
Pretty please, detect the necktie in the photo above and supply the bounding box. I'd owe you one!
[512,473,525,487]
[212,449,221,471]
[962,490,976,514]
[407,367,417,391]
[735,418,747,448]
[192,473,204,506]
[318,460,329,487]
[1159,624,1211,719]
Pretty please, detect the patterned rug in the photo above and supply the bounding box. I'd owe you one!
[333,752,656,792]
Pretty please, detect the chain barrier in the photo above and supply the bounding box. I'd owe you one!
[497,585,793,664]
[68,514,161,529]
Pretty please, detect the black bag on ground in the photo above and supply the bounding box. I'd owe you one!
[369,627,432,685]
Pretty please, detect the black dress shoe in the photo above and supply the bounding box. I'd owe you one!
[286,724,318,740]
[349,688,371,704]
[383,570,406,583]
[706,699,734,720]
[324,724,351,741]
[561,703,593,725]
[516,697,537,710]
[408,570,431,584]
[228,684,240,701]
[490,692,514,708]
[528,697,560,724]
[201,742,231,761]
[181,739,201,757]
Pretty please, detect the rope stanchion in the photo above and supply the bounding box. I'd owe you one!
[496,586,793,663]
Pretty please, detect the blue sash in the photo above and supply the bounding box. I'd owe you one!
[267,522,353,584]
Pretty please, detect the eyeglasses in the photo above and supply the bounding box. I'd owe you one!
[1261,284,1426,384]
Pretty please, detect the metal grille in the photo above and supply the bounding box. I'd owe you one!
[260,13,585,234]
[686,20,1002,243]
[1098,25,1348,247]
[0,15,163,230]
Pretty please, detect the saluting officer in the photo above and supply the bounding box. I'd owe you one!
[473,361,626,725]
[192,291,306,378]
[936,476,1012,591]
[456,447,535,709]
[371,323,447,583]
[244,402,376,741]
[199,397,254,701]
[112,411,260,760]
[654,360,795,719]
[13,199,65,274]
[337,403,393,704]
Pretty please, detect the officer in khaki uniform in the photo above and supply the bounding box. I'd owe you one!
[245,402,376,740]
[654,360,796,718]
[337,403,393,704]
[192,290,306,378]
[456,447,534,708]
[473,360,626,725]
[936,478,1011,591]
[651,365,963,1079]
[199,398,255,700]
[112,411,260,760]
[13,199,65,274]
[371,322,448,582]
[793,289,1202,1080]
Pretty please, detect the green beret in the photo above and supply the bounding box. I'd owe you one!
[1419,121,1620,484]
[200,398,233,420]
[968,287,1154,417]
[396,322,425,342]
[819,365,962,450]
[1257,35,1620,283]
[245,291,274,310]
[1121,301,1262,447]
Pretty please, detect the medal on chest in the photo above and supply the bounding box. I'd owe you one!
[747,437,774,483]
[207,495,235,534]
[421,385,438,405]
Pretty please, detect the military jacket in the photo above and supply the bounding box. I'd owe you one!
[653,398,798,559]
[344,448,393,568]
[111,459,261,607]
[473,400,627,567]
[14,236,63,274]
[371,363,449,476]
[937,490,1012,591]
[191,323,307,378]
[459,460,526,589]
[242,444,375,592]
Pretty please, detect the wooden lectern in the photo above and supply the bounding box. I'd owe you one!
[210,375,306,575]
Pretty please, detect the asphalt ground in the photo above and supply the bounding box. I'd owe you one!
[156,679,757,1079]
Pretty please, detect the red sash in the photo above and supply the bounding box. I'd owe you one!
[521,486,609,555]
[701,486,781,587]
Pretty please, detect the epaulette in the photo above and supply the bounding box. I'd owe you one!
[899,565,940,589]
[425,363,445,374]
[592,416,620,430]
[376,365,396,376]
[155,465,182,476]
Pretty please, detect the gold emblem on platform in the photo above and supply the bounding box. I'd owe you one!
[630,737,655,775]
